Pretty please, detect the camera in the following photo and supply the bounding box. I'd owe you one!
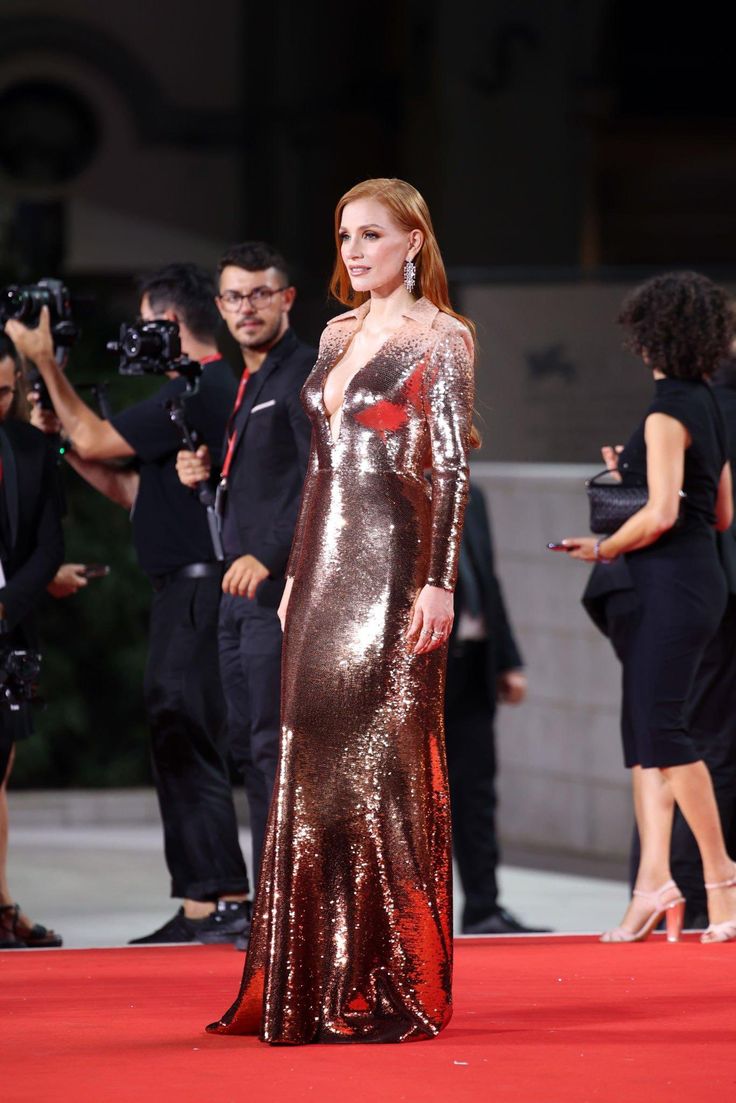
[108,320,181,376]
[0,277,80,350]
[0,644,42,711]
[107,320,202,386]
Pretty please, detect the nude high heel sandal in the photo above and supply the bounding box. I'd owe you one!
[701,865,736,944]
[600,880,686,943]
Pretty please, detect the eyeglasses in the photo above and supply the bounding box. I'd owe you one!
[0,385,16,400]
[218,286,289,312]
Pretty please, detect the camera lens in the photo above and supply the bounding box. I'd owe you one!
[2,286,31,320]
[122,326,163,360]
[121,328,142,358]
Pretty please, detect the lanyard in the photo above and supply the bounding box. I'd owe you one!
[220,367,250,483]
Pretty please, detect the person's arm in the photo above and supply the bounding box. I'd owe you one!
[563,413,689,561]
[28,391,139,510]
[6,308,134,461]
[64,450,140,510]
[407,323,475,655]
[715,461,734,532]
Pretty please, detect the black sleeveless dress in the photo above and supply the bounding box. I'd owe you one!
[616,377,728,768]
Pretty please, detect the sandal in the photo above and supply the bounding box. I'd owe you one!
[600,880,685,943]
[701,865,736,944]
[0,904,63,948]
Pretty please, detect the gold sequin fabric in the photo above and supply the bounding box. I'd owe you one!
[207,297,475,1045]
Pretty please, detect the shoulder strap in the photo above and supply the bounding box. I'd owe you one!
[586,468,617,487]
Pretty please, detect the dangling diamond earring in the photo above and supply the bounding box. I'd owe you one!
[403,258,416,294]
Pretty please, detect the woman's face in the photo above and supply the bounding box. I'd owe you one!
[339,198,422,297]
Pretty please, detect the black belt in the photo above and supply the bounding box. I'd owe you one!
[150,562,223,591]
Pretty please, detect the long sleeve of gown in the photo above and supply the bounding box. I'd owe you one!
[286,428,319,578]
[423,323,475,591]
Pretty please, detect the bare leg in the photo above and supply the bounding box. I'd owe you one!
[663,761,736,926]
[613,766,679,933]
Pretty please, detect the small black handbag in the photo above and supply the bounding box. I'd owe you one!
[586,471,648,534]
[586,470,686,535]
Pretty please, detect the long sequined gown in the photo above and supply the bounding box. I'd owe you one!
[207,297,475,1044]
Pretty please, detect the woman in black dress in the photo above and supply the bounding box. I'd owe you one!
[563,272,736,944]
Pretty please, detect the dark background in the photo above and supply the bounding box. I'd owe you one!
[1,0,735,785]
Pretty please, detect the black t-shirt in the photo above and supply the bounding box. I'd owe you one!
[619,377,727,537]
[111,358,237,576]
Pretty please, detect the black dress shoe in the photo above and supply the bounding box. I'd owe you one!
[128,907,200,945]
[234,933,249,952]
[195,900,252,945]
[462,905,552,935]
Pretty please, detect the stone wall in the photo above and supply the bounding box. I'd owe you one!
[471,461,633,861]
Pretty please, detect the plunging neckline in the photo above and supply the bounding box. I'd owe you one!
[321,325,403,445]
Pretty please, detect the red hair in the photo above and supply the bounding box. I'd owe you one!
[330,178,476,342]
[330,178,480,447]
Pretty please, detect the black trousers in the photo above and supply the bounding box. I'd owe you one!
[607,593,736,923]
[144,574,248,901]
[218,593,282,889]
[444,640,499,928]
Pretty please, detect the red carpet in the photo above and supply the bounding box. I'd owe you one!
[3,935,735,1102]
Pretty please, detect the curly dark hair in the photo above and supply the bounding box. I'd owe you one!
[618,271,734,380]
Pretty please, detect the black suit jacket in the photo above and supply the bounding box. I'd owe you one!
[223,328,315,608]
[451,482,523,691]
[0,419,64,636]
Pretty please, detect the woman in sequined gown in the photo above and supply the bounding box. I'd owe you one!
[207,178,476,1045]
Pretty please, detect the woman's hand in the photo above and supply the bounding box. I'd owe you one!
[560,537,600,562]
[406,584,454,655]
[278,576,294,631]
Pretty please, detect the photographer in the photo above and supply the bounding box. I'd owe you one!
[0,333,64,949]
[6,265,250,945]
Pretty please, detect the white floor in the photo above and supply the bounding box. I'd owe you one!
[7,823,630,948]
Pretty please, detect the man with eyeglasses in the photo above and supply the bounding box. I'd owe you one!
[7,264,251,946]
[177,243,313,925]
